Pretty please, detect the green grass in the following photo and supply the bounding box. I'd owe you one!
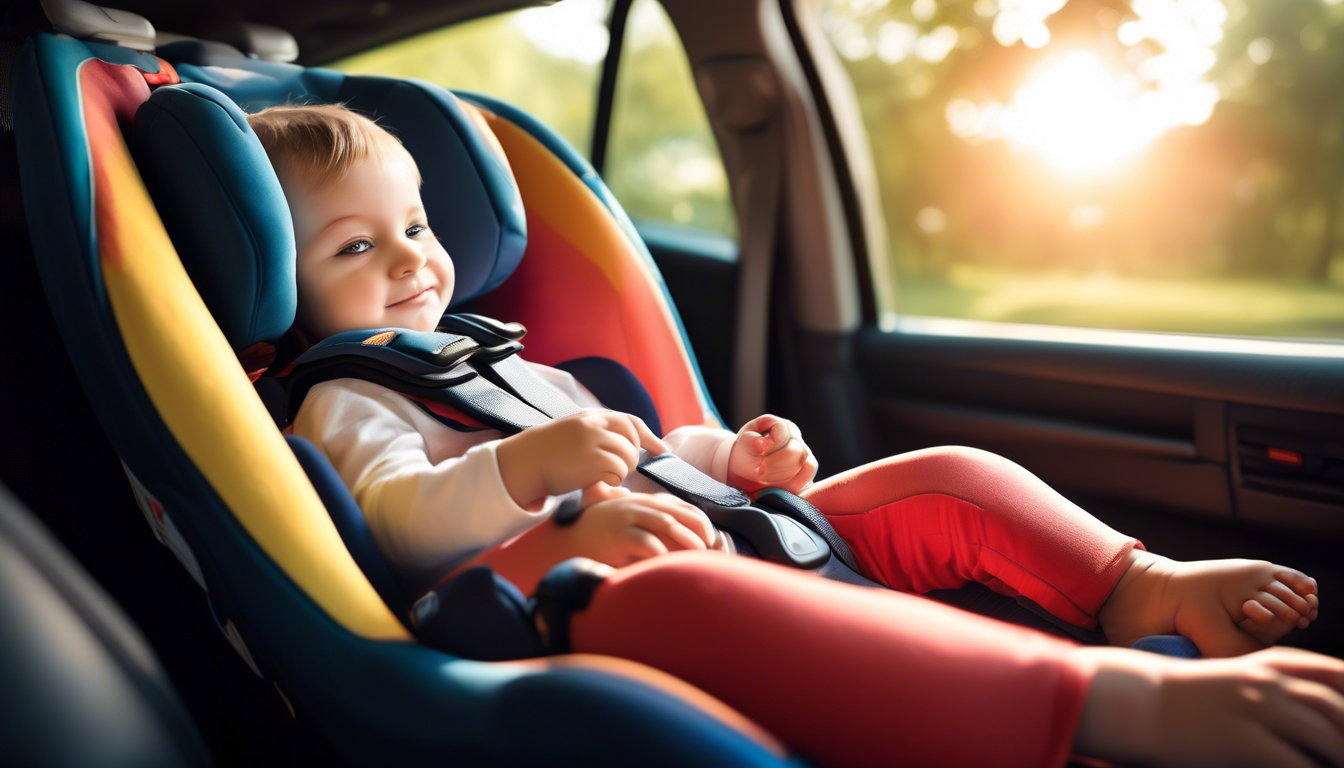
[895,265,1344,339]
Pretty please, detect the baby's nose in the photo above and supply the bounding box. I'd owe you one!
[389,243,427,276]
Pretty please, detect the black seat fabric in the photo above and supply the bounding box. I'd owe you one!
[0,483,211,768]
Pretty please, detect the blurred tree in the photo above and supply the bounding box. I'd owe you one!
[820,0,1344,337]
[331,5,608,164]
[605,0,735,237]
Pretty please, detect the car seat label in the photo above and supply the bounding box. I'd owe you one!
[123,463,206,590]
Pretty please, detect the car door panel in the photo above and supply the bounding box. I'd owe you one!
[855,327,1344,537]
[853,327,1344,657]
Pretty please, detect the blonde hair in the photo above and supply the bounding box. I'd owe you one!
[246,102,421,188]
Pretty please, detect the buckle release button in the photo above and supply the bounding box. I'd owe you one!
[774,516,820,555]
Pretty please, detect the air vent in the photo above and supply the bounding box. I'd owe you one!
[1235,425,1344,505]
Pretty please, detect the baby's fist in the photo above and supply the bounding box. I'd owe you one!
[727,414,817,494]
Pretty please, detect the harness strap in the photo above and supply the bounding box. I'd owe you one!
[474,349,863,575]
[281,321,861,573]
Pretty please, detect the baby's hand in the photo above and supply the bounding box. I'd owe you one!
[726,414,817,495]
[563,484,723,566]
[1073,645,1344,767]
[497,410,667,508]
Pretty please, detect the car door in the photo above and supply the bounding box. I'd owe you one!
[761,0,1344,658]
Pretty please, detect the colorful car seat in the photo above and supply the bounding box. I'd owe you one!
[12,2,1206,763]
[12,9,802,767]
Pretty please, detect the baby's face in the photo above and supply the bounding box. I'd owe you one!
[284,150,454,338]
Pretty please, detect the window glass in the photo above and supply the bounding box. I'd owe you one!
[328,0,611,157]
[606,0,737,238]
[820,0,1344,340]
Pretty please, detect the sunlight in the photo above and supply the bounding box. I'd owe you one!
[1001,52,1153,176]
[948,47,1218,178]
[942,0,1227,179]
[512,0,610,64]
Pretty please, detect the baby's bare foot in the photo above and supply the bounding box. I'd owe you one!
[1238,573,1319,645]
[1097,549,1319,657]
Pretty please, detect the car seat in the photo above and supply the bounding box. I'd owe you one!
[12,2,1202,763]
[11,6,801,767]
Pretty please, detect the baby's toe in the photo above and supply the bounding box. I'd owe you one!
[1266,581,1312,614]
[1275,566,1318,595]
[1243,599,1277,625]
[1238,604,1300,645]
[1253,591,1303,623]
[1209,616,1275,655]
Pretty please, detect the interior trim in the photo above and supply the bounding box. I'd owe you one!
[877,399,1199,460]
[861,321,1344,416]
[885,315,1344,359]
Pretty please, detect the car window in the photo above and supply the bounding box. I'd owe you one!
[818,0,1344,341]
[605,0,737,239]
[327,0,611,158]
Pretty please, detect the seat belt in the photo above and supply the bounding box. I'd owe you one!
[438,315,863,575]
[279,318,861,574]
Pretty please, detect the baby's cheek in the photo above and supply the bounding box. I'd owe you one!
[341,282,392,326]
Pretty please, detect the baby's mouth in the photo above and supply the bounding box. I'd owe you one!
[388,286,433,307]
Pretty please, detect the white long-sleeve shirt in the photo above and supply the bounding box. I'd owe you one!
[291,361,736,594]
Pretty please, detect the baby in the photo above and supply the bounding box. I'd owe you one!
[247,102,1342,766]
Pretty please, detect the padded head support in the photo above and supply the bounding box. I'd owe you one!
[132,83,296,351]
[132,60,526,351]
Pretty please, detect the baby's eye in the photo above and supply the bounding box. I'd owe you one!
[407,224,428,237]
[339,239,372,256]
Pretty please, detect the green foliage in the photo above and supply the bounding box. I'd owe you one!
[823,0,1344,339]
[331,11,602,154]
[606,0,735,237]
[328,1,734,239]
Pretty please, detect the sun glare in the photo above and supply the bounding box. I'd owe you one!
[1004,52,1153,176]
[942,0,1227,179]
[947,49,1219,179]
[512,0,609,64]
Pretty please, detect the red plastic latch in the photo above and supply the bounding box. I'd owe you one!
[1267,447,1303,466]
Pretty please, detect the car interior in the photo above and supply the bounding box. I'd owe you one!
[2,0,1342,765]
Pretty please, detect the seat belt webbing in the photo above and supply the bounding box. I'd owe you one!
[285,327,860,572]
[462,344,862,573]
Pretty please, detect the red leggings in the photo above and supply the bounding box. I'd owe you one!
[806,446,1140,630]
[468,447,1139,765]
[568,447,1140,768]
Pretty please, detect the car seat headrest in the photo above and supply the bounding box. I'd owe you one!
[132,69,527,351]
[206,23,299,63]
[41,0,156,52]
[132,83,296,351]
[154,38,248,66]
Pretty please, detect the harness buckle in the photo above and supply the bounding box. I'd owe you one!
[470,339,524,363]
[438,313,527,345]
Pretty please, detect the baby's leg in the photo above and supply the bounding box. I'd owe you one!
[570,552,1094,768]
[800,446,1140,630]
[800,446,1319,657]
